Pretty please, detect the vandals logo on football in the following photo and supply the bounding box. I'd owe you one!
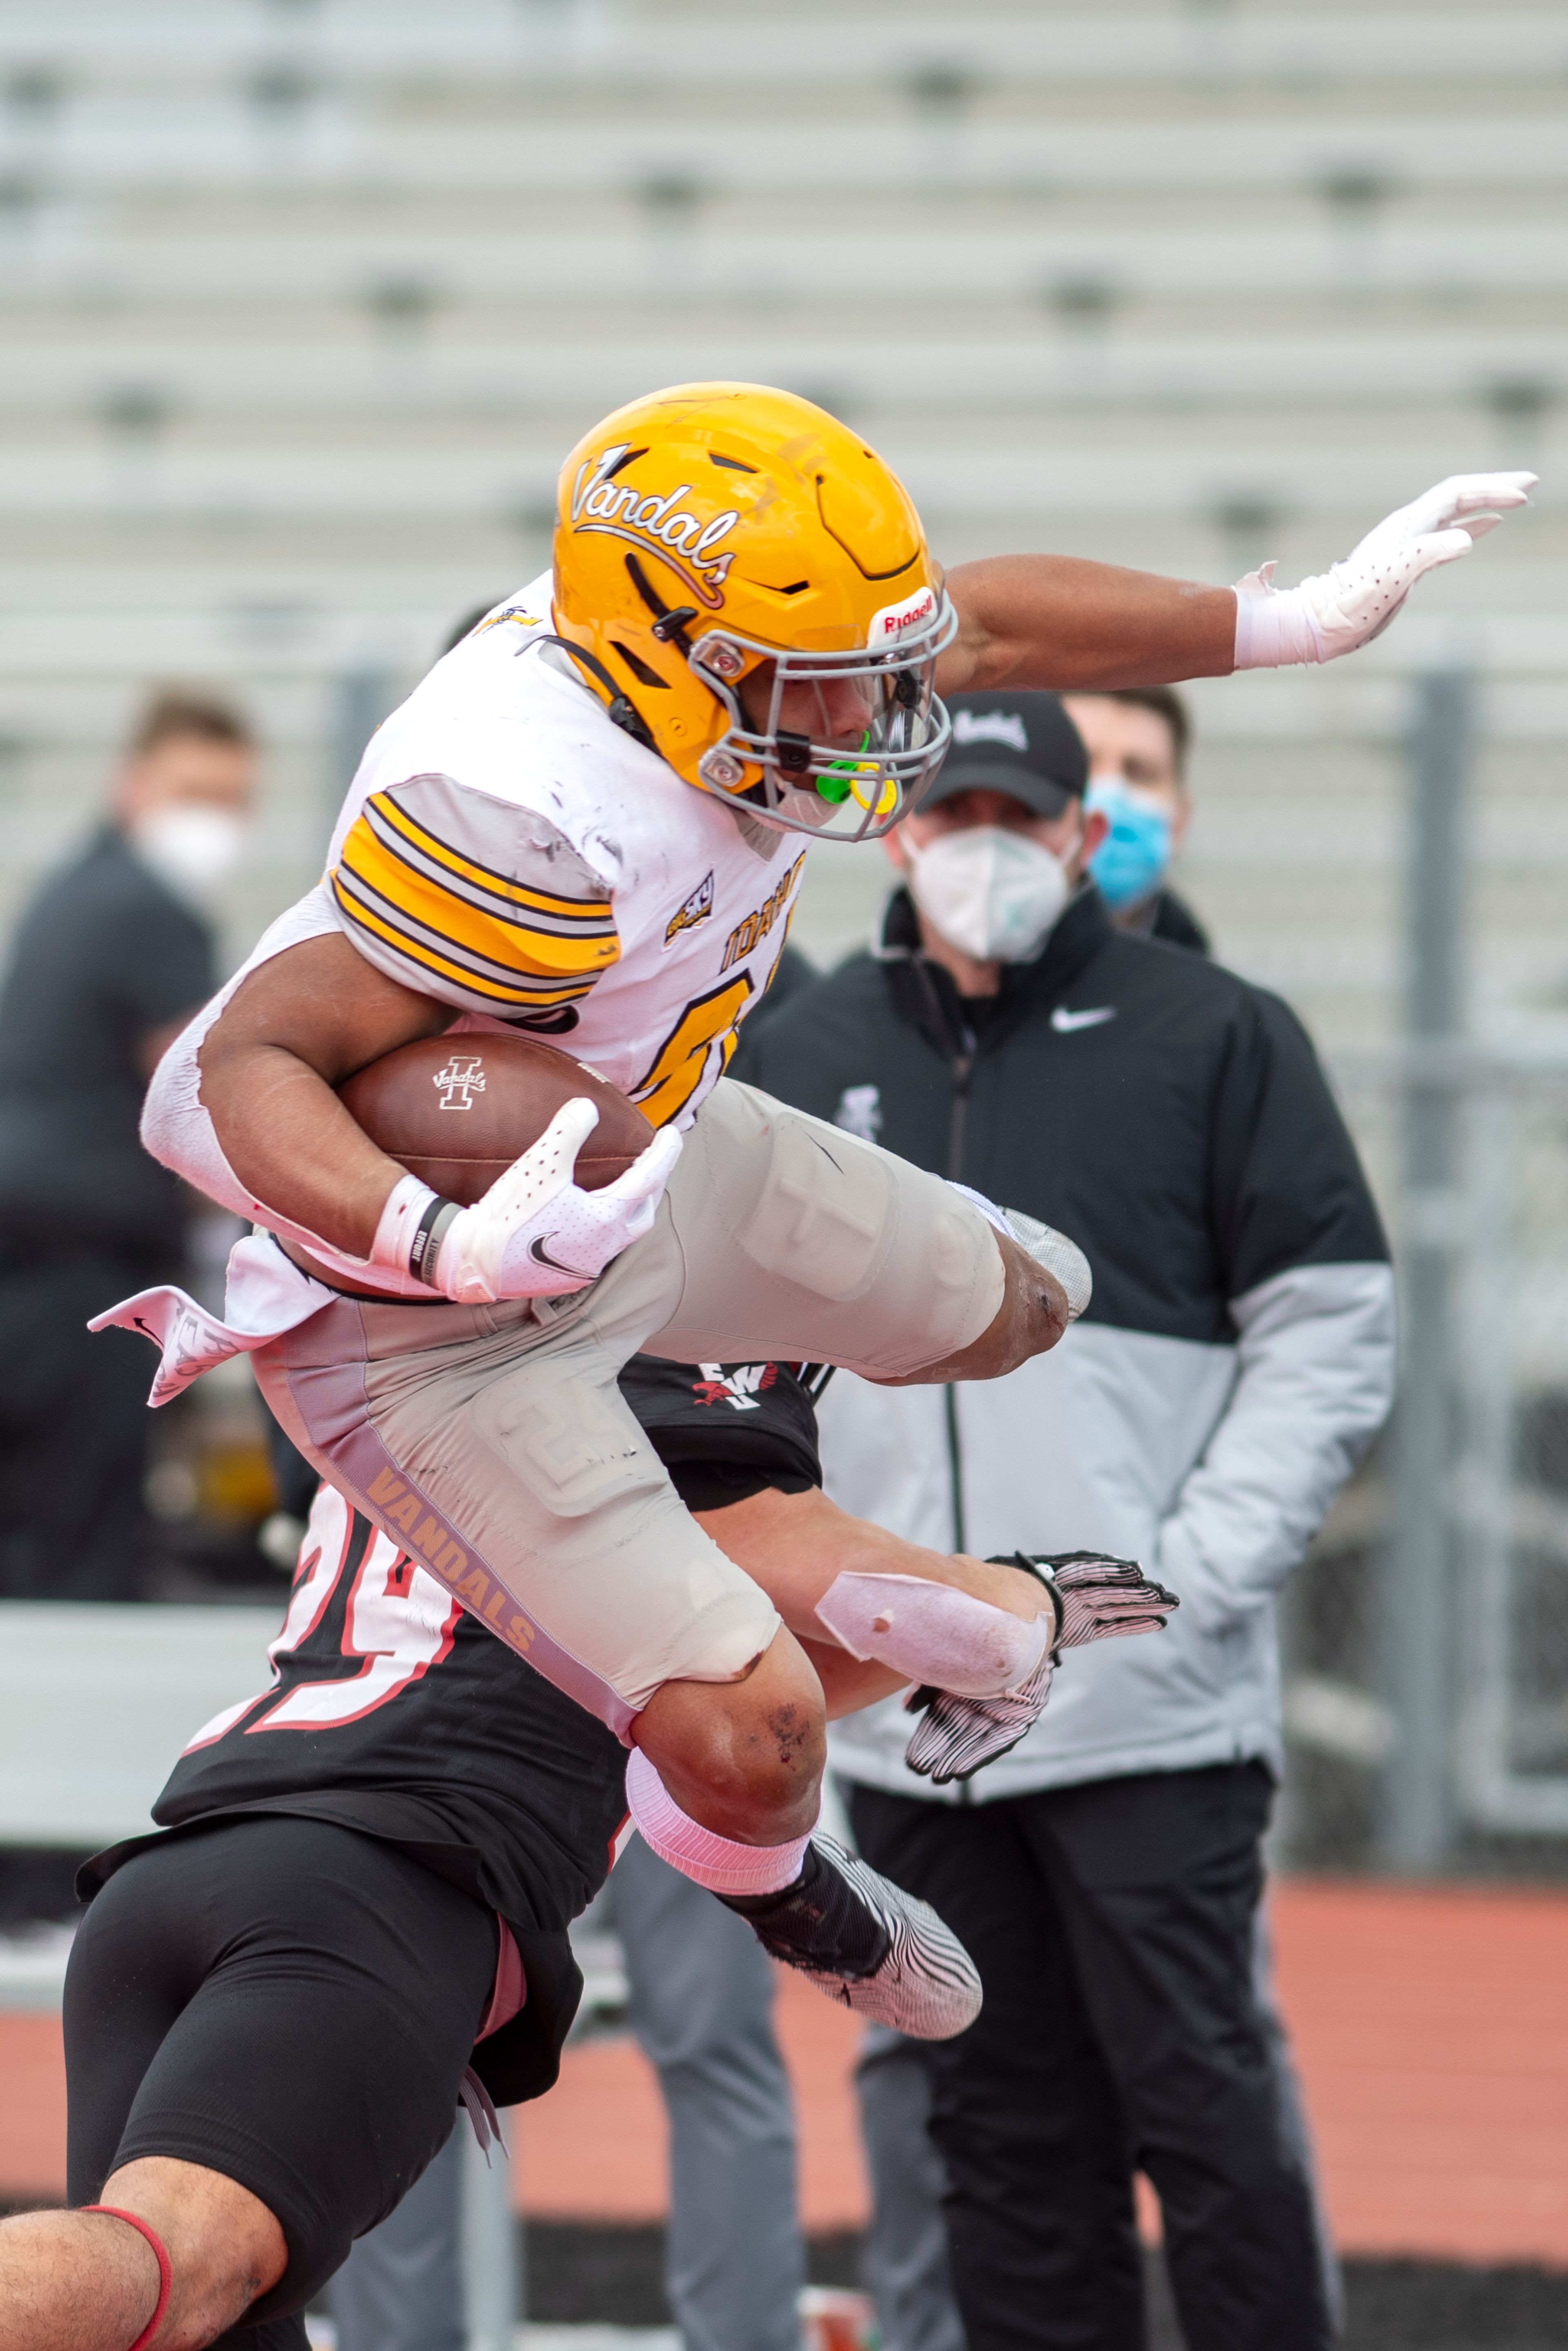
[433,1055,486,1111]
[665,870,715,948]
[569,445,741,608]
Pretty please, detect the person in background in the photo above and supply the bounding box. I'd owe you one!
[748,936,816,1029]
[732,687,1396,2351]
[570,1832,807,2351]
[0,690,253,1925]
[1064,683,1209,953]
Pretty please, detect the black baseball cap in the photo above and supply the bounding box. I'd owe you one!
[924,690,1088,819]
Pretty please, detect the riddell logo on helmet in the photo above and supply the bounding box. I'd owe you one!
[867,585,938,646]
[569,445,740,608]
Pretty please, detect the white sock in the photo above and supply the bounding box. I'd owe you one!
[815,1571,1050,1699]
[625,1747,812,1897]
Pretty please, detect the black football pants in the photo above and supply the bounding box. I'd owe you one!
[848,1764,1334,2351]
[66,1815,499,2349]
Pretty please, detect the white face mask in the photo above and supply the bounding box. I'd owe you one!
[131,805,249,904]
[904,824,1075,963]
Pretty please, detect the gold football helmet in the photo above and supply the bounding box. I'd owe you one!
[550,382,956,841]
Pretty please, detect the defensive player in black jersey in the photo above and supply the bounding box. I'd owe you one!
[0,1355,1170,2351]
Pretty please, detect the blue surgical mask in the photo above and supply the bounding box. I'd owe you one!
[1086,775,1175,911]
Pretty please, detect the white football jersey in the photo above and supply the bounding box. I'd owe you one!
[324,579,806,1131]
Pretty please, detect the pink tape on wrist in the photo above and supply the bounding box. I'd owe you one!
[625,1746,811,1896]
[370,1173,440,1274]
[82,2206,172,2351]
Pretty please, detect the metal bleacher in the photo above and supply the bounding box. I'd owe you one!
[0,0,1562,1049]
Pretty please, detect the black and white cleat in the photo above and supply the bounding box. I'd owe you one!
[723,1834,981,2039]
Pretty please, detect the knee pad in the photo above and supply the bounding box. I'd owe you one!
[738,1110,894,1302]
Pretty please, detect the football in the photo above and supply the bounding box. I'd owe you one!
[338,1033,655,1205]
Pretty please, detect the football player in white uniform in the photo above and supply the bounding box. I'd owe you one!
[101,383,1530,2037]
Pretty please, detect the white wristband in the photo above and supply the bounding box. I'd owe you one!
[1231,568,1326,670]
[370,1173,441,1275]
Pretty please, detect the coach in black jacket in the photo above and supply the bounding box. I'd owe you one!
[731,692,1395,2351]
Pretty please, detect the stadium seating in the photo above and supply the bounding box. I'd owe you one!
[0,0,1561,1050]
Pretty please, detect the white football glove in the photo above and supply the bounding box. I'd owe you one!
[435,1098,682,1305]
[1232,472,1537,669]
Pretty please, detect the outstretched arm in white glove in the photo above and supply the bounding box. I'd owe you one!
[1232,472,1538,670]
[374,1098,682,1305]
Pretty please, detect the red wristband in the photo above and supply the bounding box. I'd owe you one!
[82,2206,172,2351]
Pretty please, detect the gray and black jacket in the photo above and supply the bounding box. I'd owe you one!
[731,885,1397,1800]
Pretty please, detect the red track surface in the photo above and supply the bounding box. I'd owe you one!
[7,1879,1568,2264]
[1268,1880,1568,2264]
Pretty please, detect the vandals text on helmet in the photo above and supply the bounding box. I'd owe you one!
[569,445,739,608]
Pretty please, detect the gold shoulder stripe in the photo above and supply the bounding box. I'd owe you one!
[370,792,613,925]
[337,815,620,984]
[331,874,597,1009]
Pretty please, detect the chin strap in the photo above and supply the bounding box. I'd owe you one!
[82,2206,172,2351]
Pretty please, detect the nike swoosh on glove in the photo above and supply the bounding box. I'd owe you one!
[436,1098,682,1304]
[902,1550,1179,1785]
[1232,471,1537,669]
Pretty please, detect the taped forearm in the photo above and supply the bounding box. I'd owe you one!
[702,1483,1045,1651]
[815,1572,1051,1699]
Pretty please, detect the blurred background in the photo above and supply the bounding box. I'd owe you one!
[1,0,1567,2336]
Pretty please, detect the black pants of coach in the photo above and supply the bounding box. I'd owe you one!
[0,1245,162,1600]
[848,1763,1334,2351]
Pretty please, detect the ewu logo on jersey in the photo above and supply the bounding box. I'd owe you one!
[569,446,740,608]
[692,1362,779,1413]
